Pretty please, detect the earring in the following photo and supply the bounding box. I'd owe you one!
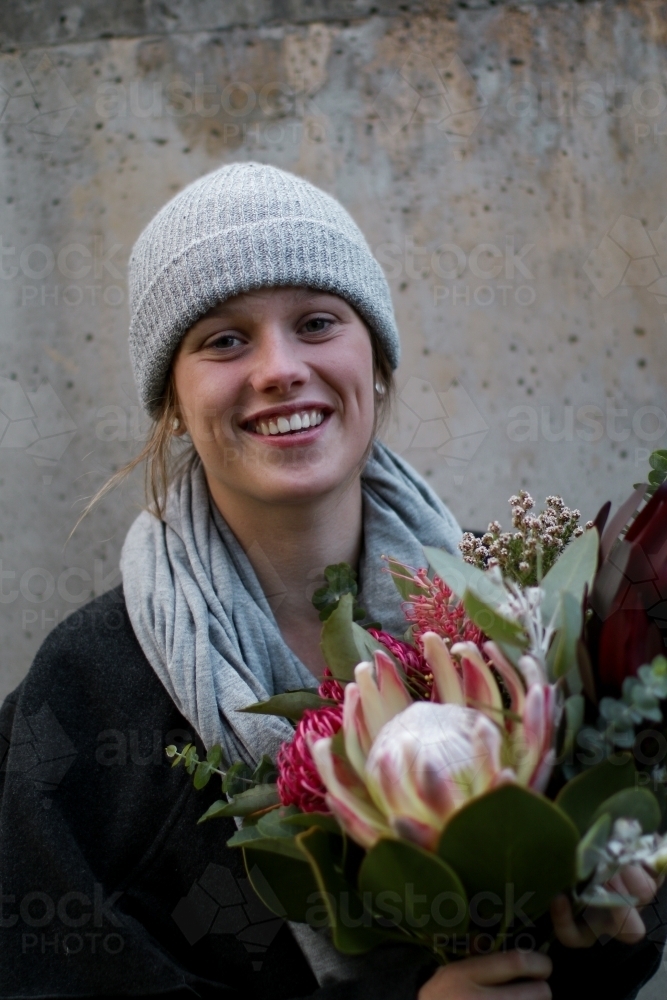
[375,381,385,395]
[172,416,181,432]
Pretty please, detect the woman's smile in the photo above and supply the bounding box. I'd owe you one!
[242,402,332,442]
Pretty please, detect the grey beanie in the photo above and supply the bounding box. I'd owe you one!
[128,161,401,415]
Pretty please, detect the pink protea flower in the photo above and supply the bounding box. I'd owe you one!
[276,704,343,813]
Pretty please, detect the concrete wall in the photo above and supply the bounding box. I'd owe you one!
[1,1,666,990]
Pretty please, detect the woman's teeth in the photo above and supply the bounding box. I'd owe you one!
[253,410,325,436]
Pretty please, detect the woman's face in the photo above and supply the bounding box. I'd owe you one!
[171,286,377,508]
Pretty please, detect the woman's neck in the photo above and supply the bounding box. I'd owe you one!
[207,474,363,678]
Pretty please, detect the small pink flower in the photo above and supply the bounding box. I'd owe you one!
[276,705,343,813]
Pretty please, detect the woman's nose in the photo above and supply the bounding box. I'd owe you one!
[248,327,310,394]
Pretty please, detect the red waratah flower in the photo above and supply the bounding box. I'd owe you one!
[276,705,343,812]
[317,669,345,703]
[368,628,434,699]
[403,569,483,647]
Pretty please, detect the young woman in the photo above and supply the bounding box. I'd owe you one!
[0,162,664,1000]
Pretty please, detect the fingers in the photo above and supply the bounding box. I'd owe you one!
[551,894,597,948]
[465,950,553,986]
[614,865,659,907]
[417,951,553,1000]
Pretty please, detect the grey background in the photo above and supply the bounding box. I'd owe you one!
[0,0,665,990]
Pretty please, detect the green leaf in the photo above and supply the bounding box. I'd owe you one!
[649,450,667,475]
[253,754,278,785]
[555,754,636,834]
[256,806,302,839]
[312,563,364,622]
[423,546,507,608]
[244,847,320,922]
[282,812,343,835]
[193,760,214,790]
[358,837,469,940]
[559,694,585,764]
[576,813,612,881]
[297,828,390,954]
[437,785,579,925]
[540,529,598,627]
[648,470,666,487]
[198,783,280,821]
[462,588,527,651]
[591,788,662,834]
[222,760,255,796]
[206,745,224,768]
[239,690,337,722]
[320,594,389,681]
[546,591,583,680]
[227,825,305,860]
[387,559,421,601]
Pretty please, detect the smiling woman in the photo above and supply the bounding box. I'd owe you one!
[0,163,663,1000]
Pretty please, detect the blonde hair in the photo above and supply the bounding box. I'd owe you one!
[75,327,395,527]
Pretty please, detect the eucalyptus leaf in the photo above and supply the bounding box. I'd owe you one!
[540,529,598,627]
[555,754,636,834]
[239,690,336,722]
[227,825,305,860]
[437,785,579,924]
[244,847,319,922]
[358,837,469,939]
[297,828,390,953]
[590,788,661,834]
[423,546,507,608]
[282,812,343,835]
[649,450,667,475]
[223,760,255,796]
[559,694,585,764]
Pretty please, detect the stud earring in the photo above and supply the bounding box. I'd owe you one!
[171,416,181,432]
[375,381,385,395]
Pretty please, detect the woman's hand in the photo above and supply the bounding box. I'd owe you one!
[550,864,661,947]
[418,951,553,1000]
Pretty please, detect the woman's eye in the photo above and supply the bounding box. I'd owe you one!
[301,317,332,335]
[206,333,244,351]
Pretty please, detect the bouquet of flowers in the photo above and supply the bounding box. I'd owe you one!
[168,450,667,962]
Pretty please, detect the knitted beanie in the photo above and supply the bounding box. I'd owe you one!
[128,161,401,416]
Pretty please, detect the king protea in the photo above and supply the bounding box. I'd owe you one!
[310,639,560,851]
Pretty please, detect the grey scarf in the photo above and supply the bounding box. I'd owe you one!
[120,439,461,762]
[120,440,460,984]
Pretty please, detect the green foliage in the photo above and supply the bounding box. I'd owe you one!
[297,828,389,954]
[462,588,527,656]
[312,563,366,622]
[244,848,319,922]
[635,449,667,497]
[198,783,280,821]
[555,754,636,834]
[546,592,583,680]
[576,814,612,881]
[540,528,598,628]
[590,788,661,835]
[239,690,337,722]
[359,838,468,941]
[320,593,388,680]
[437,785,579,924]
[386,558,422,601]
[423,546,507,609]
[577,656,667,757]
